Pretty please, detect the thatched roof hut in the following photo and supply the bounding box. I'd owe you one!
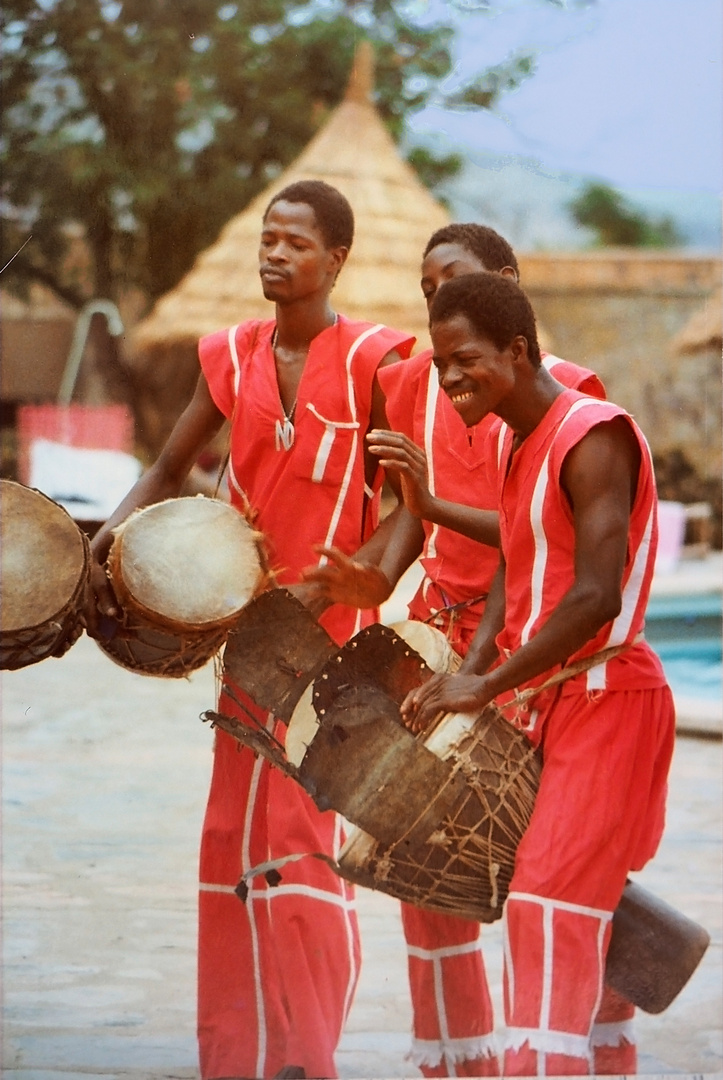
[128,43,450,458]
[671,285,722,354]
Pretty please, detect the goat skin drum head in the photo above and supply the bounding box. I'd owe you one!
[113,497,262,625]
[1,480,86,633]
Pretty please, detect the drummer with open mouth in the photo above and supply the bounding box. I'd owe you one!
[399,271,674,1076]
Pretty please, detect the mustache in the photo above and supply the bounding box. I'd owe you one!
[260,265,290,279]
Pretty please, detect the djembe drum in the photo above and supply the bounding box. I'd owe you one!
[96,495,266,677]
[1,479,90,670]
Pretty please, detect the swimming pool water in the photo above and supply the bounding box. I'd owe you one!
[655,648,722,701]
[645,592,722,701]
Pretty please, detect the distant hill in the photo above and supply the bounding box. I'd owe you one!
[432,148,722,253]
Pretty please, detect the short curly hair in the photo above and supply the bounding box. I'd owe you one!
[429,272,541,367]
[264,180,354,250]
[423,223,519,278]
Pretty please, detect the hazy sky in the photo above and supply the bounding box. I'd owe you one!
[407,0,722,195]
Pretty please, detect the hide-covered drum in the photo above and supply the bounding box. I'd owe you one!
[97,495,266,677]
[1,480,90,670]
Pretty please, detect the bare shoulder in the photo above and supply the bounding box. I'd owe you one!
[562,415,641,503]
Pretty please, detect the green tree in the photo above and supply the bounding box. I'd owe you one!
[568,181,682,248]
[1,0,544,311]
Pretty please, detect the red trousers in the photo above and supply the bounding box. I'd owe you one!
[502,685,675,1076]
[401,611,500,1076]
[401,904,500,1076]
[197,695,360,1079]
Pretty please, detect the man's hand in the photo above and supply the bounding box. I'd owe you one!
[366,430,434,519]
[83,558,121,640]
[300,547,393,609]
[400,671,494,733]
[285,581,333,620]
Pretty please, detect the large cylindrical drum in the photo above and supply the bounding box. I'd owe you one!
[286,622,540,922]
[336,705,541,922]
[97,496,266,677]
[1,479,90,670]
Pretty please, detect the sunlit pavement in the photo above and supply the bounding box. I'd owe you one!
[2,624,721,1078]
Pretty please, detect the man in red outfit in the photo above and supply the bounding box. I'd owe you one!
[307,224,607,1076]
[402,272,675,1076]
[86,180,414,1080]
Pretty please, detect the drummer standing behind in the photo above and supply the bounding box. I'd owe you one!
[304,224,606,1077]
[401,272,675,1077]
[86,180,415,1080]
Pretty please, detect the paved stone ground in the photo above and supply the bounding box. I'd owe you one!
[2,632,721,1079]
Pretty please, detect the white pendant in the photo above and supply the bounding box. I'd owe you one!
[275,416,295,452]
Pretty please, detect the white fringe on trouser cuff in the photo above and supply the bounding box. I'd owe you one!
[505,1027,592,1063]
[590,1019,636,1047]
[408,1033,499,1068]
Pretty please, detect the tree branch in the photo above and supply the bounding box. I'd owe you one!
[1,251,87,311]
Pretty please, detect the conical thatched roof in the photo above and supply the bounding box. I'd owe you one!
[133,42,448,357]
[671,285,722,354]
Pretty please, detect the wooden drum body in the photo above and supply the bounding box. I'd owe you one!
[337,706,540,922]
[1,480,90,670]
[324,620,538,922]
[97,496,265,677]
[216,617,540,922]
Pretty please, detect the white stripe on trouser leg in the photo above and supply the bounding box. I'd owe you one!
[406,938,496,1070]
[590,913,610,1037]
[504,893,614,1071]
[508,891,614,921]
[431,951,453,1071]
[244,716,273,1078]
[503,904,515,1013]
[255,882,356,907]
[539,897,553,1036]
[334,814,358,1023]
[407,939,483,962]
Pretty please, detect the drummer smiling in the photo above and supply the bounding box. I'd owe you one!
[303,223,610,1078]
[399,272,675,1077]
[86,180,416,1080]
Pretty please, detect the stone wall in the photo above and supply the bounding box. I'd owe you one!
[519,251,722,482]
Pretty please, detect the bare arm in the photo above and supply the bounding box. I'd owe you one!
[402,417,640,728]
[87,373,225,623]
[366,429,500,547]
[304,504,425,608]
[400,558,506,731]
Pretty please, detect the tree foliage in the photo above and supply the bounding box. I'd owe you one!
[1,0,543,310]
[568,181,682,248]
